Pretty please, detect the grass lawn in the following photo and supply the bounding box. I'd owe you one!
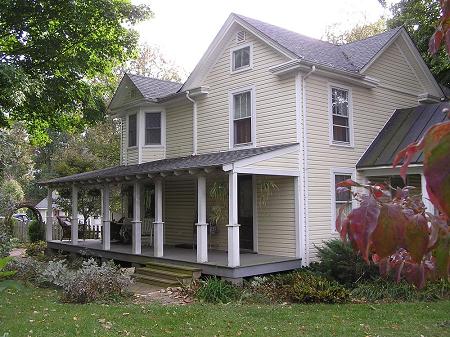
[0,286,449,337]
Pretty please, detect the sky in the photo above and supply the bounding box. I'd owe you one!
[132,0,395,77]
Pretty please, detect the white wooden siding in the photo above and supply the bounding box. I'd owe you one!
[256,175,296,257]
[305,72,420,260]
[141,147,165,162]
[166,100,193,158]
[195,30,296,154]
[127,147,139,165]
[365,41,424,94]
[120,116,127,165]
[242,151,299,171]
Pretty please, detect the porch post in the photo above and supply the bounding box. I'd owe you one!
[153,178,164,257]
[71,184,79,245]
[421,173,434,214]
[46,188,53,241]
[227,171,240,267]
[196,175,208,263]
[132,181,142,255]
[102,184,111,250]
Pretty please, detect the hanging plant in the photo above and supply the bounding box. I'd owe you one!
[258,180,279,209]
[209,181,228,225]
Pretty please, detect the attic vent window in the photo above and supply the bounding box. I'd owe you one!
[236,31,246,43]
[130,88,138,99]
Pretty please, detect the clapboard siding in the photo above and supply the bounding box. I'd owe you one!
[305,71,420,260]
[120,116,127,165]
[141,147,165,162]
[243,151,299,171]
[166,100,193,158]
[256,176,296,257]
[365,41,424,94]
[195,29,296,154]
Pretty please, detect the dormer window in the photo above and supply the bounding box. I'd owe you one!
[231,43,252,73]
[145,112,162,145]
[128,114,137,147]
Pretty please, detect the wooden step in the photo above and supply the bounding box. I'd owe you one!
[135,267,193,282]
[133,274,179,288]
[145,261,201,275]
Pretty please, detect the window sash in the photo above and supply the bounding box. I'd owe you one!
[331,87,350,143]
[145,112,161,145]
[233,46,250,70]
[128,114,137,147]
[335,174,352,202]
[232,91,252,145]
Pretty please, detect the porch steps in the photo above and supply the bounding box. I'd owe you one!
[133,262,201,287]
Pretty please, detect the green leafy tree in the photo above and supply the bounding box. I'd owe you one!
[387,0,450,87]
[324,18,387,44]
[0,0,152,144]
[0,179,24,216]
[50,119,121,225]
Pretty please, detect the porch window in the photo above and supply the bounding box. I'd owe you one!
[128,114,137,147]
[145,112,161,145]
[334,173,352,224]
[232,45,251,71]
[233,91,252,146]
[331,87,351,144]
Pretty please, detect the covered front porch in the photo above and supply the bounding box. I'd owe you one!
[41,144,303,278]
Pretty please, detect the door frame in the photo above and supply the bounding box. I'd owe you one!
[252,175,258,253]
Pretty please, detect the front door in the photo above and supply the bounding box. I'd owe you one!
[238,175,254,251]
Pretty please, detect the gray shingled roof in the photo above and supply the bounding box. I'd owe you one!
[127,74,182,100]
[236,14,402,73]
[357,102,449,169]
[40,143,298,185]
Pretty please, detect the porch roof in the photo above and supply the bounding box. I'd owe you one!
[40,143,298,186]
[357,102,449,169]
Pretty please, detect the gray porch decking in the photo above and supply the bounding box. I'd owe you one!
[48,240,302,279]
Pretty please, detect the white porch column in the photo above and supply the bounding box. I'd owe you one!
[46,188,53,241]
[196,175,208,263]
[71,185,79,245]
[153,178,164,257]
[421,173,434,214]
[132,181,142,255]
[102,185,111,250]
[227,171,240,267]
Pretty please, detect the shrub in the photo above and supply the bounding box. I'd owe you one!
[351,278,450,302]
[0,257,21,292]
[25,241,47,258]
[39,260,73,288]
[7,257,44,284]
[60,259,133,303]
[195,277,240,304]
[28,220,45,242]
[0,232,12,258]
[310,239,379,287]
[288,271,350,304]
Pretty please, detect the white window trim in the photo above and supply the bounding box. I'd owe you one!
[127,113,138,149]
[140,107,166,149]
[230,42,253,74]
[330,167,357,233]
[328,83,354,148]
[229,86,256,149]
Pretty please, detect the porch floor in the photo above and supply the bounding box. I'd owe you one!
[48,239,302,279]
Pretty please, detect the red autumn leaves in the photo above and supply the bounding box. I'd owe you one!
[429,0,450,56]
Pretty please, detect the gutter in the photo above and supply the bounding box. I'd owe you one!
[186,91,198,155]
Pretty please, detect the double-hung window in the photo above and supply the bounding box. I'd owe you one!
[232,45,251,72]
[128,114,137,147]
[145,112,162,145]
[331,87,351,144]
[333,173,353,228]
[232,91,252,146]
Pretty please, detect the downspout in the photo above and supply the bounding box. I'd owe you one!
[186,91,198,155]
[300,65,315,265]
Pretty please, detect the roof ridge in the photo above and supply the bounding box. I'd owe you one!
[126,73,183,85]
[341,26,402,46]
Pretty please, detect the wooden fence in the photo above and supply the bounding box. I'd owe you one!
[12,220,29,242]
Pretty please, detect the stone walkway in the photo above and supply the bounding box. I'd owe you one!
[9,248,26,257]
[130,282,193,305]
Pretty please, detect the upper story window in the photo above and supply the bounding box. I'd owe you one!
[330,86,352,145]
[231,44,252,73]
[232,90,253,146]
[145,112,162,145]
[128,114,137,147]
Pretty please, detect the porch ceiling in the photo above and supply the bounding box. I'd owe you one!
[40,143,298,186]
